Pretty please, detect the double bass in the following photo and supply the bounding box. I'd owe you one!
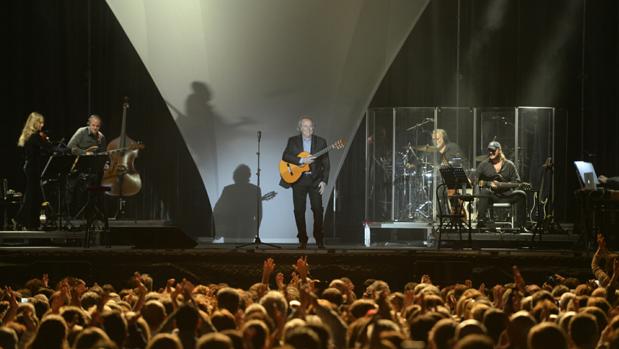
[101,98,144,204]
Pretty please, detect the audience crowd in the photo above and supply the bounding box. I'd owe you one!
[1,234,619,349]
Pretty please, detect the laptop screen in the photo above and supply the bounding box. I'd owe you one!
[574,161,599,188]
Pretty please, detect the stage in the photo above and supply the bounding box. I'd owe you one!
[0,222,593,292]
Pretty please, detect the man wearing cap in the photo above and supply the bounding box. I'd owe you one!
[475,141,527,230]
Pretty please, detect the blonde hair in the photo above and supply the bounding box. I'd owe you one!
[494,145,507,161]
[17,112,44,147]
[432,128,448,140]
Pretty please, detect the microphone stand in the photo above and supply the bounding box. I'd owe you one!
[406,118,433,131]
[236,131,280,249]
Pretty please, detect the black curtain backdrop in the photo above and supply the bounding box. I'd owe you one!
[2,0,211,238]
[2,0,618,242]
[368,0,617,224]
[328,0,618,241]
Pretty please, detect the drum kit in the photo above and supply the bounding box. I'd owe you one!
[394,143,437,221]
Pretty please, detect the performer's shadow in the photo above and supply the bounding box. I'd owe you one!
[213,164,262,242]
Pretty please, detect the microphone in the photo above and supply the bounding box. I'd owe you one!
[257,130,262,141]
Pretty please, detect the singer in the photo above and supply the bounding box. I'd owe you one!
[279,116,330,249]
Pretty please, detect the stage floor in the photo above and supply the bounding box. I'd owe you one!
[0,218,592,292]
[0,237,593,293]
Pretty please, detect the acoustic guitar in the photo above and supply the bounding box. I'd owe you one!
[279,139,345,184]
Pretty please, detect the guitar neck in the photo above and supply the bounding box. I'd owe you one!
[480,180,527,190]
[313,144,334,158]
[496,182,520,189]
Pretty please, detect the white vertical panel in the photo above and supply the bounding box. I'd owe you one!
[106,0,428,241]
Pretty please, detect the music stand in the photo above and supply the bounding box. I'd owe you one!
[438,166,474,247]
[40,154,76,230]
[440,167,471,191]
[71,155,109,247]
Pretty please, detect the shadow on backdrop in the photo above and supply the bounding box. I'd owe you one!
[213,164,262,242]
[178,82,256,194]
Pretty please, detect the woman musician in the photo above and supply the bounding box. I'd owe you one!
[15,112,52,230]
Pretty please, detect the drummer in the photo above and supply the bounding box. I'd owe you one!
[432,129,467,167]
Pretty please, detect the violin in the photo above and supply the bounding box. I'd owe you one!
[39,130,50,143]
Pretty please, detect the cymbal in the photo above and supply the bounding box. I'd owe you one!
[475,154,488,162]
[414,145,438,152]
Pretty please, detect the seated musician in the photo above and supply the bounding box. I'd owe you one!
[433,129,468,217]
[432,129,466,166]
[476,141,527,230]
[65,115,108,218]
[67,115,107,155]
[599,175,619,190]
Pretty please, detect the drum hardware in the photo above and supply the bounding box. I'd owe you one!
[395,142,435,222]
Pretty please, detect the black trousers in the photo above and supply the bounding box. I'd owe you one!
[292,175,323,244]
[66,173,103,219]
[16,164,42,229]
[477,189,527,227]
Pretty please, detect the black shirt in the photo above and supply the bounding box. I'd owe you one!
[476,158,520,192]
[440,142,467,167]
[22,133,52,174]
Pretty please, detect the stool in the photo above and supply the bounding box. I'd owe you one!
[491,202,516,228]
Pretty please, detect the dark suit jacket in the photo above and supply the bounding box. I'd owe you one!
[279,135,330,188]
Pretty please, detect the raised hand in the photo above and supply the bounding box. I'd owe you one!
[275,272,285,291]
[7,287,18,308]
[492,285,505,308]
[136,279,147,296]
[294,256,309,281]
[290,271,300,287]
[182,279,195,297]
[479,282,486,296]
[513,265,526,291]
[262,257,276,285]
[165,278,176,294]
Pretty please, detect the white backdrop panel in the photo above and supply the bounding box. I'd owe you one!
[106,0,428,241]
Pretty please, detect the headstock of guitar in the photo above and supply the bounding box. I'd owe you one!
[261,191,277,201]
[331,139,346,150]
